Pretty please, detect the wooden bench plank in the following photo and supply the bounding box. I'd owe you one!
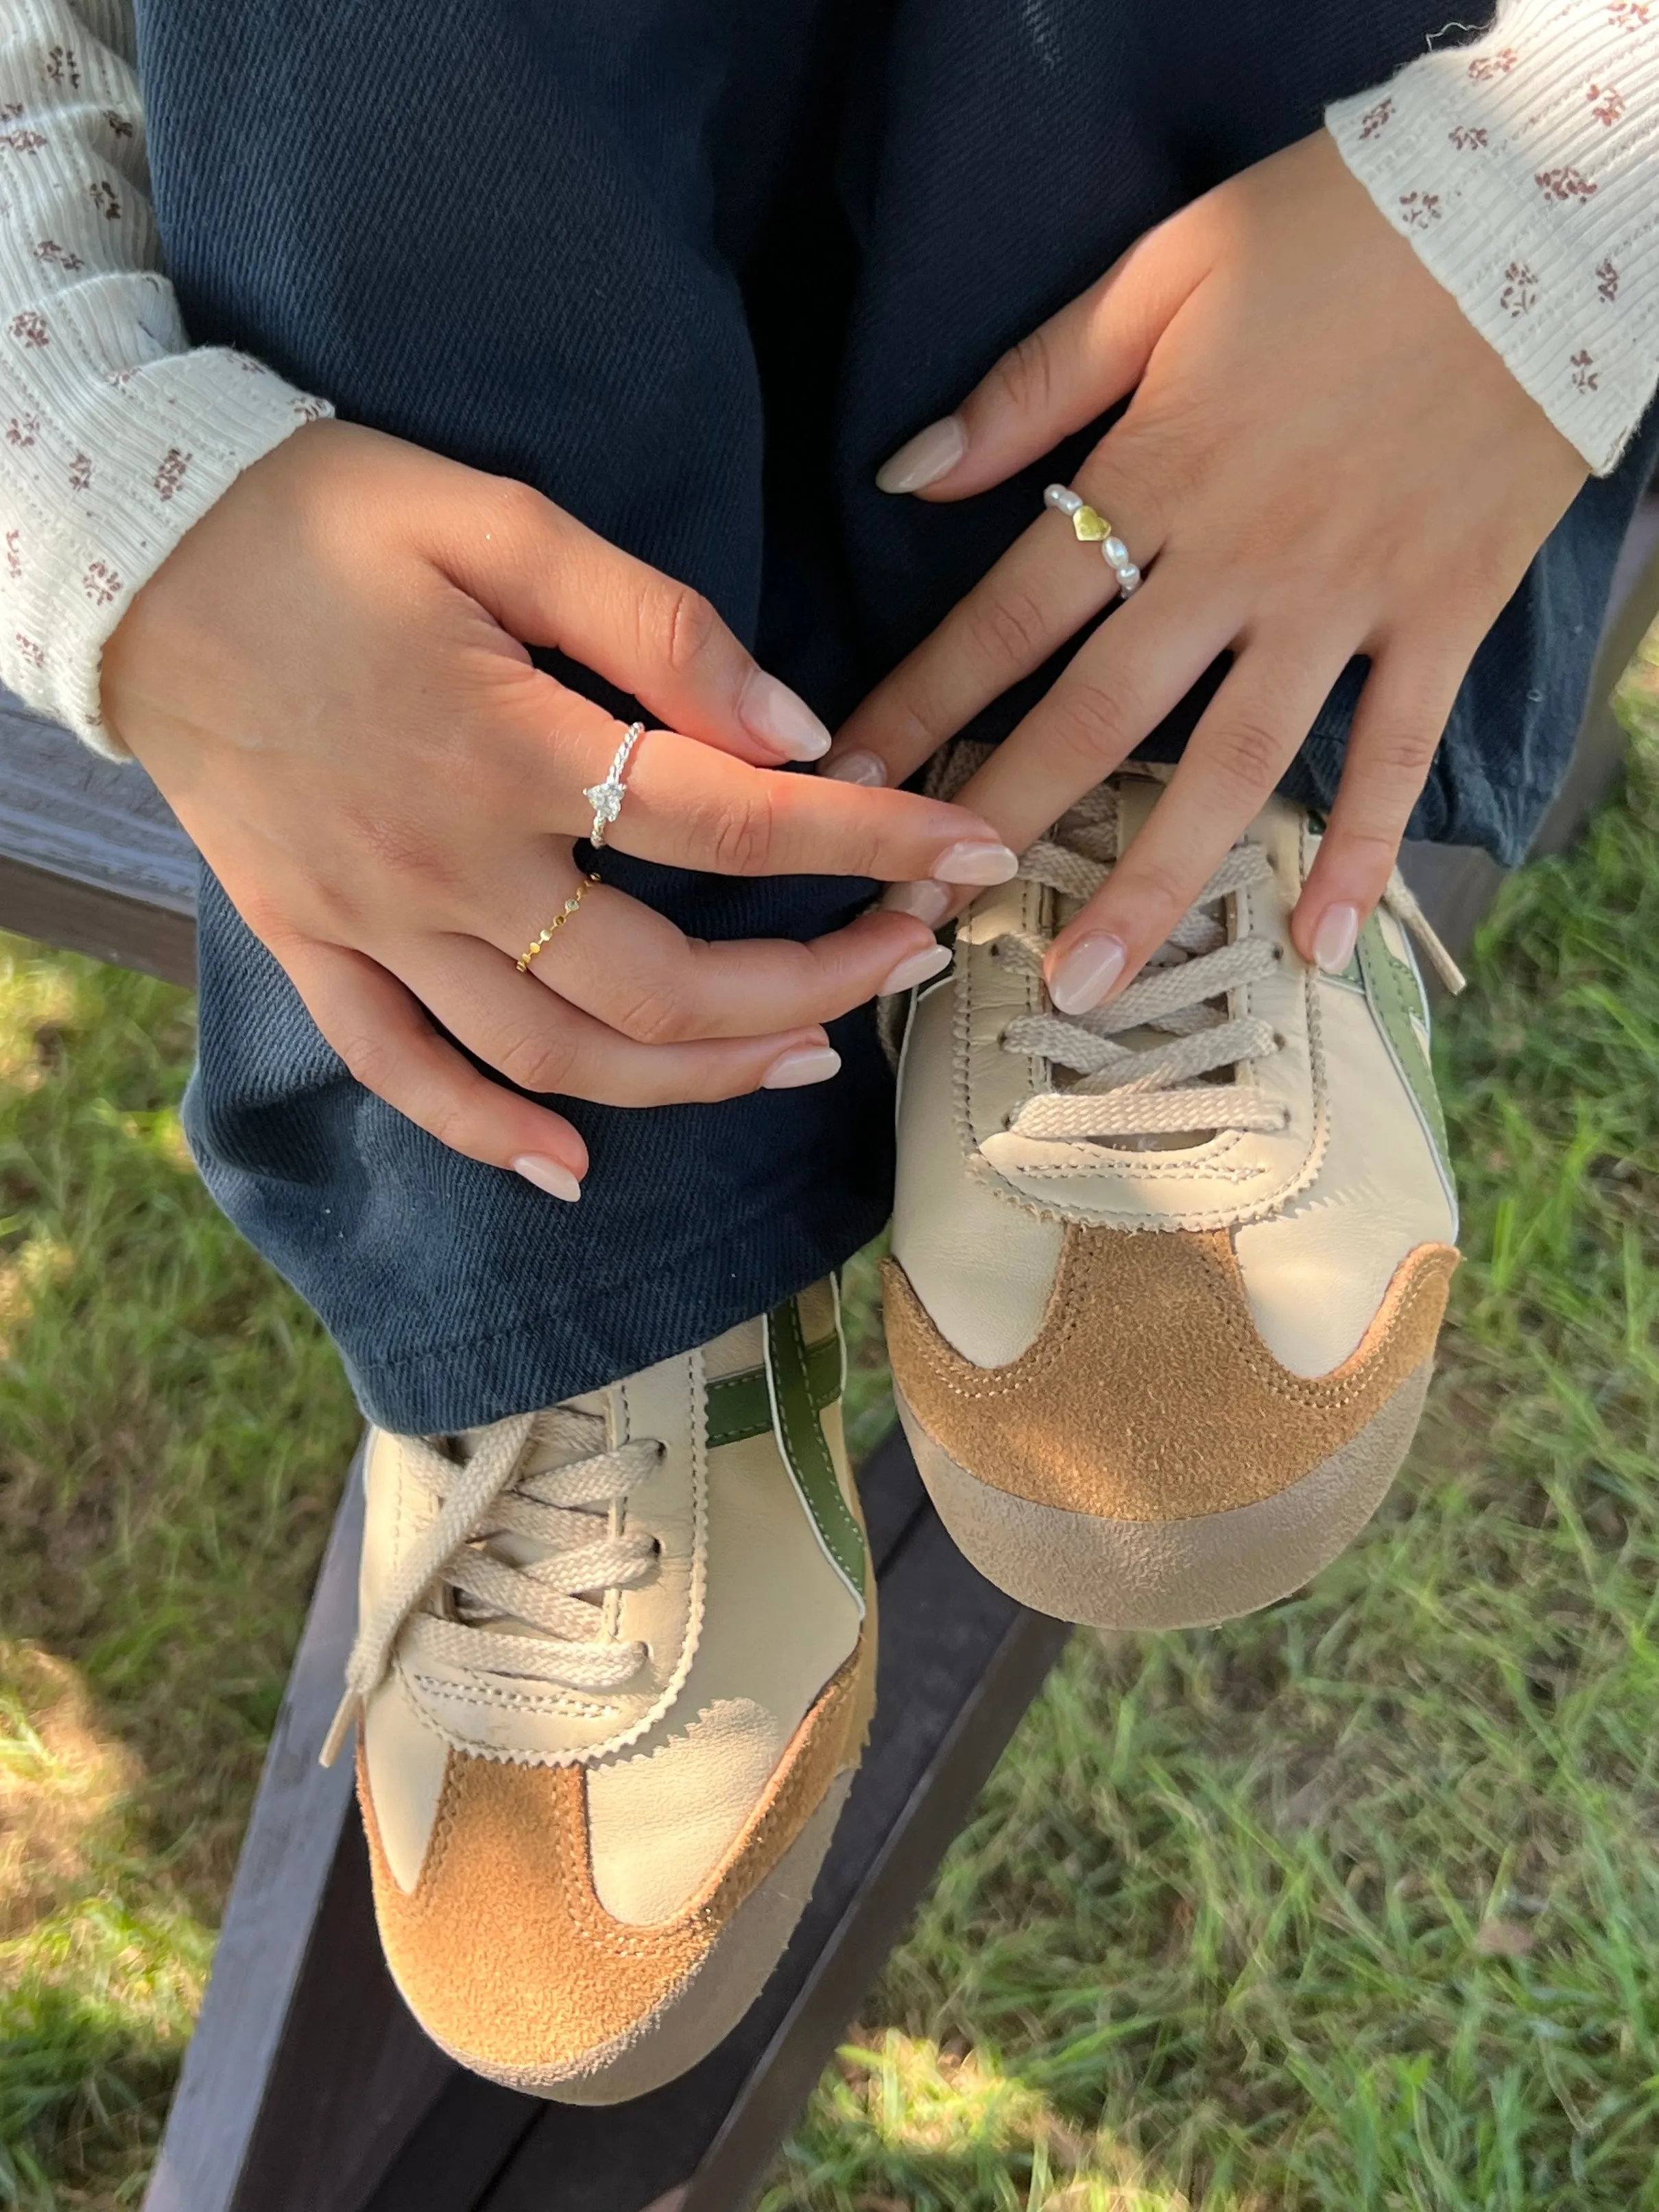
[0,698,196,981]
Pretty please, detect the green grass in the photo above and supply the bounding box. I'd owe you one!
[0,956,357,2204]
[3,668,1659,2206]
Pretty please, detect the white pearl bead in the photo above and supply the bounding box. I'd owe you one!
[1103,537,1129,564]
[1045,484,1082,515]
[1117,566,1141,594]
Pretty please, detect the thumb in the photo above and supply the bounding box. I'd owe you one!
[876,213,1206,503]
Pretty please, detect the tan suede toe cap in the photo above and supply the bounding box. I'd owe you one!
[884,1226,1456,1524]
[359,1640,870,2081]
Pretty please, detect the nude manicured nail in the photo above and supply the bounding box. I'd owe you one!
[820,748,887,787]
[738,670,831,761]
[762,1045,842,1090]
[1313,902,1360,974]
[880,880,953,926]
[512,1154,582,1202]
[879,943,952,995]
[933,841,1018,885]
[876,414,967,495]
[1049,933,1126,1014]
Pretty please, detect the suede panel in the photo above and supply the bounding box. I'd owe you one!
[883,1228,1456,1523]
[359,1635,872,2076]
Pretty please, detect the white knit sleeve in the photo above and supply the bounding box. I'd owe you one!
[1328,1,1659,476]
[0,0,330,751]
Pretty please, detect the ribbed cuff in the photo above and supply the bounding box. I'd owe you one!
[1328,3,1659,473]
[3,343,330,753]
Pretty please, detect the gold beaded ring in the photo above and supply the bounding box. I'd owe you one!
[516,872,601,973]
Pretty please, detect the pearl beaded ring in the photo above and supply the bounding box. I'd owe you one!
[1044,484,1142,597]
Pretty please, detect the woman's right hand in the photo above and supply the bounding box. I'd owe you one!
[101,421,1015,1199]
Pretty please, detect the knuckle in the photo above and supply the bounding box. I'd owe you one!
[485,473,551,543]
[648,582,721,678]
[608,979,691,1045]
[988,329,1055,420]
[1047,676,1139,771]
[703,788,775,875]
[878,683,946,770]
[1362,724,1441,780]
[1205,715,1287,798]
[964,586,1049,671]
[422,1101,477,1157]
[235,888,291,948]
[1124,853,1195,935]
[333,1027,398,1096]
[1328,825,1404,875]
[495,1022,580,1097]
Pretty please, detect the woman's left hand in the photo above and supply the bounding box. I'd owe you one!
[824,128,1588,1010]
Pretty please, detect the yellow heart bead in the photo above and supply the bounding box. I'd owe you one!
[1071,504,1112,542]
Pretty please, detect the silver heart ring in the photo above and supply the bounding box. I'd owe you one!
[582,722,645,849]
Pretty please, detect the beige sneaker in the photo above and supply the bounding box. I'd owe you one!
[885,765,1461,1630]
[322,1279,874,2103]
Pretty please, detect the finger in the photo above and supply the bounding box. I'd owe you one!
[874,216,1207,501]
[951,556,1241,853]
[1042,632,1357,1013]
[488,874,951,1043]
[281,940,591,1196]
[826,453,1167,793]
[534,691,1018,886]
[397,935,847,1105]
[438,481,833,767]
[1292,646,1464,973]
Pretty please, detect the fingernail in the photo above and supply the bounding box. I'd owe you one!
[933,840,1018,885]
[876,414,967,495]
[879,942,953,995]
[512,1153,582,1202]
[762,1044,842,1089]
[1313,902,1360,974]
[820,748,887,787]
[880,880,953,926]
[1049,933,1126,1014]
[738,670,831,761]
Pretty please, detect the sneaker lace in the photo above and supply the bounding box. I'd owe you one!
[321,1407,663,1765]
[983,777,1465,1148]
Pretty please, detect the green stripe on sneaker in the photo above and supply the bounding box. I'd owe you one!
[764,1294,866,1603]
[1357,912,1452,1175]
[704,1333,840,1451]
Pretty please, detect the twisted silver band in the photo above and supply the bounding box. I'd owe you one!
[582,722,645,848]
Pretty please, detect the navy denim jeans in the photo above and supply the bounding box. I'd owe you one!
[134,0,1659,1431]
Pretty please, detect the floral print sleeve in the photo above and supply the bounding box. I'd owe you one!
[1329,1,1659,475]
[0,0,328,750]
